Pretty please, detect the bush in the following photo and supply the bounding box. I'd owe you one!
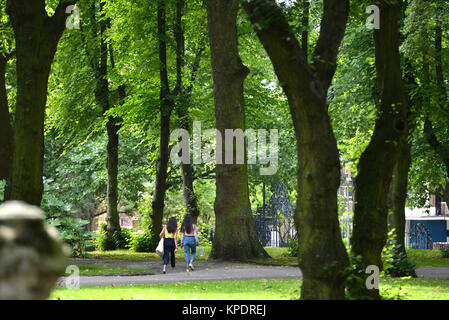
[48,213,97,257]
[285,237,298,257]
[197,222,213,249]
[382,230,416,278]
[113,227,133,249]
[440,248,449,258]
[96,223,133,251]
[129,230,158,252]
[95,223,109,251]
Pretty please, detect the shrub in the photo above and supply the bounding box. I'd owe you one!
[285,237,298,257]
[95,223,109,251]
[95,224,133,251]
[129,230,158,252]
[440,248,449,258]
[197,222,213,249]
[113,227,133,249]
[48,214,97,257]
[382,230,416,278]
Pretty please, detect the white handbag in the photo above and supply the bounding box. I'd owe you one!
[156,238,164,257]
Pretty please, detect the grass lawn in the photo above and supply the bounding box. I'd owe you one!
[407,249,449,268]
[49,277,449,300]
[50,279,301,300]
[77,265,154,276]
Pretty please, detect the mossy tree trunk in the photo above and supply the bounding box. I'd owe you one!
[205,0,269,261]
[150,0,174,248]
[174,0,201,223]
[6,0,77,206]
[390,140,411,257]
[241,0,350,299]
[351,0,409,299]
[0,51,14,183]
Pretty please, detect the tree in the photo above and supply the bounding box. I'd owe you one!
[150,0,173,247]
[350,0,410,299]
[241,0,350,299]
[205,0,269,260]
[5,0,78,206]
[0,50,14,182]
[77,0,124,250]
[0,0,14,185]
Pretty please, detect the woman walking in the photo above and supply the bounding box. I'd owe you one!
[159,217,178,274]
[180,214,200,272]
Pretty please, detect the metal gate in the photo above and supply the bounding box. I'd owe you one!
[409,222,433,249]
[253,179,296,247]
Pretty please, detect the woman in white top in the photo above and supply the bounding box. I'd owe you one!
[180,214,200,272]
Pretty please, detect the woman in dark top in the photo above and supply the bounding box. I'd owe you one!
[159,217,178,274]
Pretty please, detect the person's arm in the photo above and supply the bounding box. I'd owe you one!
[181,229,184,248]
[159,226,166,239]
[194,224,200,245]
[174,229,178,252]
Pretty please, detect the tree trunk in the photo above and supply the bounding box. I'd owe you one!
[242,0,350,299]
[390,140,411,256]
[0,54,13,182]
[205,0,269,261]
[350,1,409,299]
[173,0,201,222]
[94,2,122,249]
[423,2,449,204]
[150,0,173,248]
[6,1,76,206]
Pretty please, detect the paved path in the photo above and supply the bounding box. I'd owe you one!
[57,259,449,287]
[57,258,302,287]
[416,267,449,279]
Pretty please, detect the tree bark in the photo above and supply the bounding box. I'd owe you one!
[6,0,77,206]
[351,0,409,299]
[390,139,411,256]
[423,1,449,203]
[205,0,269,261]
[241,0,350,299]
[0,53,14,182]
[150,0,173,248]
[174,0,201,222]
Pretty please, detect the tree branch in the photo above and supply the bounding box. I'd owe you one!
[310,0,349,91]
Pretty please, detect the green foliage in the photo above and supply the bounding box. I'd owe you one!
[95,223,109,251]
[46,208,97,257]
[96,223,133,251]
[440,248,449,258]
[344,255,374,300]
[382,229,417,278]
[197,221,213,249]
[285,237,298,258]
[129,229,158,253]
[114,227,133,250]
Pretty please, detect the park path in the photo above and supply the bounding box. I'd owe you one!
[58,258,302,287]
[57,258,449,287]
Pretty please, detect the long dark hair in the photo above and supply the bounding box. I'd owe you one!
[166,217,178,233]
[181,214,194,234]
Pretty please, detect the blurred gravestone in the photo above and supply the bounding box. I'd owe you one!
[0,201,69,300]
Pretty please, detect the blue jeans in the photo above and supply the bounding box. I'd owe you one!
[183,236,196,264]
